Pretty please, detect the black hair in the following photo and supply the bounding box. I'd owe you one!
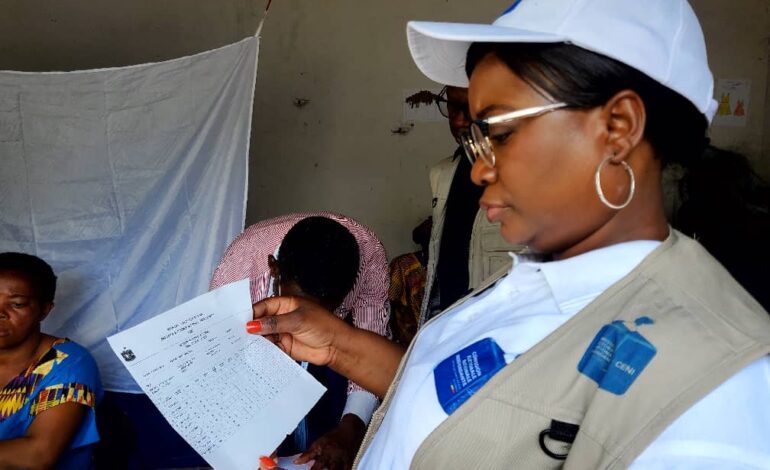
[673,147,770,311]
[0,252,57,304]
[278,217,360,307]
[465,42,709,167]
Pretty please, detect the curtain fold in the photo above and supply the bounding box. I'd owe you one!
[0,37,257,392]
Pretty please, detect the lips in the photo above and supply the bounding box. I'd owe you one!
[480,202,506,222]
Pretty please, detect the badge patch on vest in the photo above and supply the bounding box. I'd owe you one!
[433,337,507,415]
[577,317,656,395]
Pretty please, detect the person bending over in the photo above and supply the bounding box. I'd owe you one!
[0,252,103,470]
[211,213,389,470]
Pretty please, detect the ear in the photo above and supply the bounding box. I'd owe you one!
[601,90,646,162]
[40,302,54,322]
[267,255,279,277]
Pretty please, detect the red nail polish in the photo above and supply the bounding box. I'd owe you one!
[246,320,262,334]
[259,456,277,469]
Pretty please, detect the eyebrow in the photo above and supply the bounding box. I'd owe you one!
[5,293,31,299]
[475,104,519,119]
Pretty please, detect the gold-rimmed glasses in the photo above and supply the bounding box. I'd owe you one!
[461,102,568,167]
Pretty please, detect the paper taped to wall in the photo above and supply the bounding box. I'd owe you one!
[713,78,751,127]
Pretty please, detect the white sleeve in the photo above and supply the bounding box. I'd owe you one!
[342,390,379,424]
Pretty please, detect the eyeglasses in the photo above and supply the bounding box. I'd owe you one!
[460,102,568,168]
[435,86,471,121]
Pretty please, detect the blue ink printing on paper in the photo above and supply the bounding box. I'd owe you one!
[434,337,507,415]
[577,317,656,395]
[500,0,524,17]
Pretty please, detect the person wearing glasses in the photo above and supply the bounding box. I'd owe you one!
[423,86,521,326]
[253,1,770,468]
[212,214,389,470]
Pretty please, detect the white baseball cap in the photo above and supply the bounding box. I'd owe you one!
[407,0,718,122]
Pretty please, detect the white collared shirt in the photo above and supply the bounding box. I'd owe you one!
[359,240,770,469]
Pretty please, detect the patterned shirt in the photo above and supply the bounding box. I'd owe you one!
[388,252,427,346]
[210,212,390,420]
[0,338,103,469]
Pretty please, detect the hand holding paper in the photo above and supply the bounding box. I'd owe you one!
[250,295,406,398]
[249,295,350,365]
[108,279,326,470]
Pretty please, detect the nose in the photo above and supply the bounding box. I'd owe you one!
[452,110,470,130]
[470,158,497,187]
[448,107,471,142]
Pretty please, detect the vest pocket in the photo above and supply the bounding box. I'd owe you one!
[478,225,521,282]
[411,399,573,469]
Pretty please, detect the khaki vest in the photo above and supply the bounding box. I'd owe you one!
[357,230,770,469]
[421,155,521,325]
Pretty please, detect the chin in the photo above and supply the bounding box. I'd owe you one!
[498,220,531,247]
[0,337,20,350]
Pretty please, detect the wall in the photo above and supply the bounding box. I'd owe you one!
[248,0,503,259]
[0,0,259,71]
[1,0,769,258]
[693,0,770,174]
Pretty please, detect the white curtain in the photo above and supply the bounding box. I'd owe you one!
[0,37,258,392]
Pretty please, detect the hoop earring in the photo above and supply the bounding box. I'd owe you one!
[594,156,635,210]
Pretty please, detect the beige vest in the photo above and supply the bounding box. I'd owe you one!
[357,230,770,469]
[421,155,521,324]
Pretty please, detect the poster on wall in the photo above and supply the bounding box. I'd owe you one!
[712,79,751,127]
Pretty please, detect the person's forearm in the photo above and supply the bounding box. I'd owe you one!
[0,437,55,470]
[330,327,406,398]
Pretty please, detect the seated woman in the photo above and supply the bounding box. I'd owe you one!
[250,1,770,468]
[0,252,103,470]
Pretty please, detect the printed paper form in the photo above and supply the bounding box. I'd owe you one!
[107,279,326,470]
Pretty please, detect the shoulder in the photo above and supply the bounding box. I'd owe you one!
[53,340,96,363]
[46,340,101,384]
[641,231,770,343]
[638,357,770,466]
[429,156,459,188]
[430,155,458,174]
[315,212,378,238]
[219,214,305,266]
[236,215,303,247]
[317,212,387,257]
[390,253,420,271]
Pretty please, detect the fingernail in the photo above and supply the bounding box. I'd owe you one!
[259,455,277,469]
[246,320,262,334]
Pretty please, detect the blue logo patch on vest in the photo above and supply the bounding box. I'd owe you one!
[577,317,656,395]
[499,0,524,17]
[434,337,507,415]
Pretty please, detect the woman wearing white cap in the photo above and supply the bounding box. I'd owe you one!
[252,1,770,468]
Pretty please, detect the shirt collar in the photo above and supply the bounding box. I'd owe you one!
[525,240,661,315]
